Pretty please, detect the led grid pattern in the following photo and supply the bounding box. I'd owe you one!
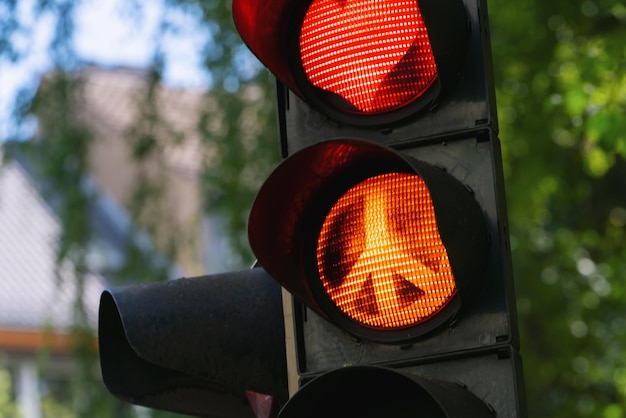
[316,172,457,329]
[300,0,438,114]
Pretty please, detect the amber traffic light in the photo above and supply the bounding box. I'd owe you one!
[317,172,455,330]
[249,138,488,343]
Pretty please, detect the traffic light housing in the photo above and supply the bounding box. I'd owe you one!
[248,135,524,416]
[235,0,527,416]
[248,138,491,345]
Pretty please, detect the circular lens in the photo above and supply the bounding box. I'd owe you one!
[299,0,438,114]
[316,172,456,329]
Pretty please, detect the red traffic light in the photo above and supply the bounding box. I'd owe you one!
[233,0,469,126]
[298,0,437,114]
[248,139,488,343]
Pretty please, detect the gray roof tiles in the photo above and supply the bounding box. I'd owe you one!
[0,158,105,331]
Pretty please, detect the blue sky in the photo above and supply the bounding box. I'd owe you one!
[0,0,211,141]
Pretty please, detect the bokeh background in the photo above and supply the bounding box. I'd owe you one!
[1,0,625,417]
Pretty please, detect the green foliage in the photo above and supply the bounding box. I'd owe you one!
[178,0,281,266]
[198,79,280,265]
[0,364,21,418]
[3,2,176,417]
[490,0,626,415]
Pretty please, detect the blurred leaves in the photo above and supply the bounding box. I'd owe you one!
[0,363,20,417]
[491,0,626,415]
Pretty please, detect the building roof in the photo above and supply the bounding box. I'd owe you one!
[0,65,229,353]
[0,157,105,336]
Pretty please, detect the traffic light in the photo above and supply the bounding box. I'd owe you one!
[234,0,528,416]
[98,0,527,416]
[98,268,289,418]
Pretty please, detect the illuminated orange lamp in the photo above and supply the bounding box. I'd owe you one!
[317,173,455,330]
[249,139,488,343]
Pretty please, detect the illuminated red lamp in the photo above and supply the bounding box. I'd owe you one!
[248,139,488,343]
[233,0,470,126]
